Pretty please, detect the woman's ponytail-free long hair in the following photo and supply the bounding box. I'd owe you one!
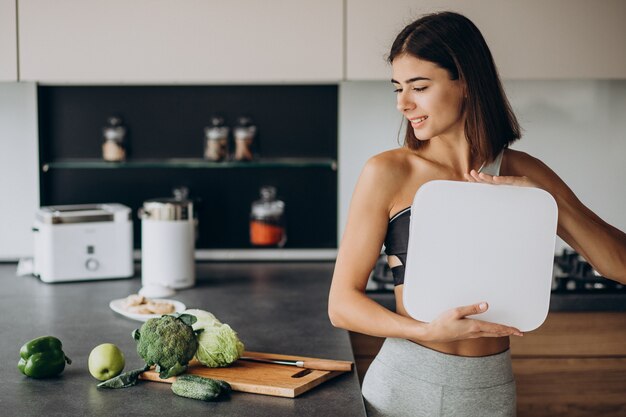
[388,11,521,165]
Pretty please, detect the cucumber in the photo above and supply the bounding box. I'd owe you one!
[171,374,232,402]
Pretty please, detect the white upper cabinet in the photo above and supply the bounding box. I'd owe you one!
[0,0,18,81]
[347,0,626,80]
[18,0,343,83]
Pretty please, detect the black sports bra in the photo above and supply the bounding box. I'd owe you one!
[383,207,411,286]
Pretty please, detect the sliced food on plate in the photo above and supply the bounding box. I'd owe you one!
[123,294,176,315]
[109,294,186,321]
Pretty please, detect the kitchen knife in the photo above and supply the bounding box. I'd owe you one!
[239,356,352,372]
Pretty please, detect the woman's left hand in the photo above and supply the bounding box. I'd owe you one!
[464,169,539,188]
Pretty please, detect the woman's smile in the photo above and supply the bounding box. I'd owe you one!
[409,115,428,128]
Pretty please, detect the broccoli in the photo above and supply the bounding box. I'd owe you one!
[132,313,199,379]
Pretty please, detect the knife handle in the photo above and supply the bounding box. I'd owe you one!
[302,359,352,372]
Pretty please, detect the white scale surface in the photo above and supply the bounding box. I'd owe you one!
[402,180,558,331]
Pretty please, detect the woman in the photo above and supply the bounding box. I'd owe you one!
[328,11,626,417]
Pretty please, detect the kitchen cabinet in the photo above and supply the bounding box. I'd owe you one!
[18,0,343,83]
[12,0,626,83]
[0,0,17,81]
[510,312,626,417]
[350,311,626,417]
[346,0,626,80]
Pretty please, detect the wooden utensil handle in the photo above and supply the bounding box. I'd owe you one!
[302,359,352,372]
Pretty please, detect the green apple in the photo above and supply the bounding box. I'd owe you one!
[88,343,125,381]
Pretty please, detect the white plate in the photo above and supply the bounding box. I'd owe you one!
[109,298,187,322]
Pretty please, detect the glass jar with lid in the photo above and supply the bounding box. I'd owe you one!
[250,186,286,247]
[233,116,256,161]
[203,115,229,162]
[102,116,127,162]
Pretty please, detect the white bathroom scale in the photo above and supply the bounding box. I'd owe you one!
[402,180,558,332]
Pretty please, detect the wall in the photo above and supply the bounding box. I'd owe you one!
[0,82,39,260]
[339,80,626,253]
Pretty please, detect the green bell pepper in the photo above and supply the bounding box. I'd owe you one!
[18,336,72,378]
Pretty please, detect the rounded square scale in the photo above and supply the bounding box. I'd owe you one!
[402,180,558,332]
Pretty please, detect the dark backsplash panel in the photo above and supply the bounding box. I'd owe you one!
[38,85,337,160]
[41,167,336,249]
[38,85,338,249]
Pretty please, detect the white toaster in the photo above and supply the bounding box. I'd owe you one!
[33,203,134,282]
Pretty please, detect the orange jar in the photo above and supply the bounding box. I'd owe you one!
[249,186,286,247]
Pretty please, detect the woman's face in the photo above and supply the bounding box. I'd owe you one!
[391,54,466,141]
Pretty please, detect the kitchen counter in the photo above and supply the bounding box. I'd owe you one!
[0,262,366,417]
[367,288,626,312]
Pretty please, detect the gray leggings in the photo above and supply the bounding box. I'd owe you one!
[362,338,516,417]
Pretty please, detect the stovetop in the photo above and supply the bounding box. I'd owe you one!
[366,248,625,295]
[551,249,625,293]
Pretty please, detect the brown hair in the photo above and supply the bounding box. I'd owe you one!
[388,11,521,165]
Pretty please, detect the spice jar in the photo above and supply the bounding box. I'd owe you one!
[233,116,256,161]
[250,186,286,247]
[102,116,127,162]
[203,116,229,162]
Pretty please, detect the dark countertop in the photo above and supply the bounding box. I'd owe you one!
[0,262,366,417]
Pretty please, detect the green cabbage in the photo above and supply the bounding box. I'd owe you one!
[185,309,221,329]
[184,309,245,368]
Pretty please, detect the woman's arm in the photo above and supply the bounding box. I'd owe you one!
[469,150,626,283]
[330,154,523,342]
[328,155,425,339]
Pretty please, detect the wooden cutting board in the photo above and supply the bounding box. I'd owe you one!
[139,351,353,398]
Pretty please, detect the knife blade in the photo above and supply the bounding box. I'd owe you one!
[238,356,352,372]
[240,357,304,367]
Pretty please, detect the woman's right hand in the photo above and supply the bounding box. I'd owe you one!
[422,302,523,343]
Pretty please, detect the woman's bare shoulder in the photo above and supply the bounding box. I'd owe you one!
[502,148,542,176]
[355,148,416,211]
[503,148,572,193]
[502,148,525,165]
[365,148,415,176]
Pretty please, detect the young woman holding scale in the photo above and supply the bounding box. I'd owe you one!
[329,11,626,417]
